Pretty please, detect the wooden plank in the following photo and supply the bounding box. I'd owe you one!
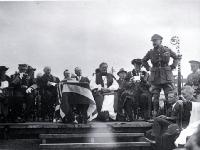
[39,133,144,139]
[40,142,151,149]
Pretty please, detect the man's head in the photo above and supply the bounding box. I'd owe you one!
[0,66,8,76]
[151,34,163,48]
[99,62,108,75]
[167,91,178,104]
[63,69,71,79]
[18,64,28,73]
[74,67,82,76]
[43,66,51,75]
[189,60,200,73]
[181,86,194,101]
[117,68,127,79]
[131,59,142,72]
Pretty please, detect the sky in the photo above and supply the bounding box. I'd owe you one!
[0,0,200,79]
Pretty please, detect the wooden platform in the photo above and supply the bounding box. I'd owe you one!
[0,121,153,150]
[0,121,152,139]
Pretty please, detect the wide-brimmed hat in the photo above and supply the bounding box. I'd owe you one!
[0,66,9,72]
[131,59,142,65]
[117,68,127,76]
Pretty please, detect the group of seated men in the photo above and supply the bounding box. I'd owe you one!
[0,58,199,125]
[0,59,152,123]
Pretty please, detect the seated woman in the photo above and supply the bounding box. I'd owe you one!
[90,62,119,121]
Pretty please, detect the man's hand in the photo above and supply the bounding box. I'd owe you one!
[158,115,167,119]
[26,87,32,93]
[177,100,183,105]
[179,95,187,102]
[47,81,57,86]
[101,87,110,93]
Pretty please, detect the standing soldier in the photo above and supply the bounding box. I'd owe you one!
[0,66,10,122]
[185,60,200,98]
[40,66,60,121]
[142,34,179,117]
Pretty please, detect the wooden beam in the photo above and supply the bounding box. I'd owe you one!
[40,142,151,149]
[39,133,144,139]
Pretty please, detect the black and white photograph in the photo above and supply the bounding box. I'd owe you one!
[0,0,200,150]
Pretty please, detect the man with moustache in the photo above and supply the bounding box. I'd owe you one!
[142,34,179,117]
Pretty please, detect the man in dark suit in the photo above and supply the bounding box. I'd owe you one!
[73,67,90,123]
[10,64,35,122]
[40,66,60,121]
[74,67,90,83]
[147,86,194,150]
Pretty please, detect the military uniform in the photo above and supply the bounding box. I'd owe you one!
[142,34,179,116]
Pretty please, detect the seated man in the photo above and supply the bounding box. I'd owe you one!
[116,68,127,121]
[146,86,193,150]
[74,67,90,83]
[56,69,95,124]
[90,62,119,121]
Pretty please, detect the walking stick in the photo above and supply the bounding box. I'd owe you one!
[171,36,183,129]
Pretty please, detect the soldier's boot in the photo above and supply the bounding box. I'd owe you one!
[152,94,159,118]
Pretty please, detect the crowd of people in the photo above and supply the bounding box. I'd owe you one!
[0,34,199,124]
[0,34,200,150]
[0,34,199,149]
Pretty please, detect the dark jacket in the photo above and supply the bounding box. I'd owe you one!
[76,76,90,84]
[10,72,34,97]
[40,74,60,97]
[95,73,114,88]
[142,45,179,85]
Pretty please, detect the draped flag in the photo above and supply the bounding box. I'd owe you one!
[55,80,97,121]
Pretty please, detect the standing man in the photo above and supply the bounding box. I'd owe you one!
[0,66,10,122]
[10,64,33,122]
[142,34,179,117]
[40,66,60,121]
[90,62,119,121]
[185,60,200,98]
